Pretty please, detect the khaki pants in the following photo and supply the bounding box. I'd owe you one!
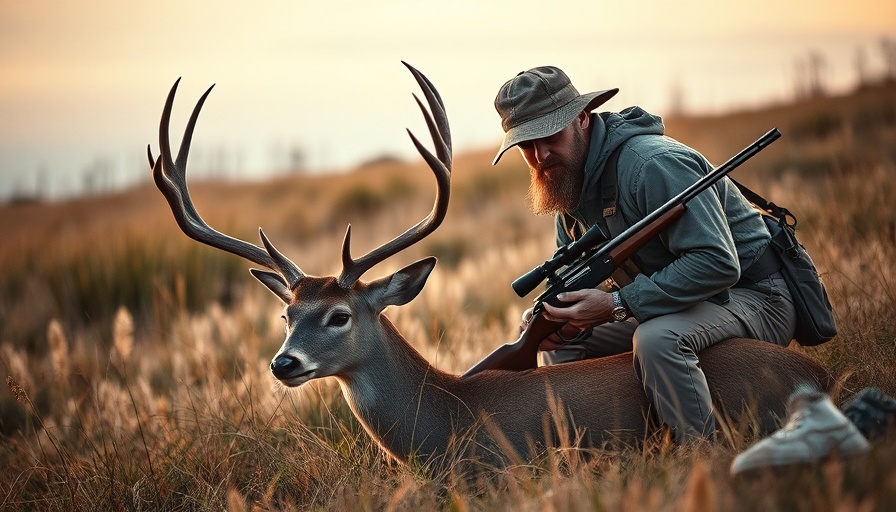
[542,273,796,443]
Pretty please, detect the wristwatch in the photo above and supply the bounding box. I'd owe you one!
[611,291,629,322]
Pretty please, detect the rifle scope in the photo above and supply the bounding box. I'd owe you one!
[512,263,553,297]
[511,222,608,297]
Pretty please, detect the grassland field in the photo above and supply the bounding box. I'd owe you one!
[1,82,895,511]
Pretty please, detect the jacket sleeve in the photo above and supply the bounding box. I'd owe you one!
[617,150,741,321]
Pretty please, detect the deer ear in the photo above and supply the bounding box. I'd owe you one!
[250,269,293,304]
[367,257,436,309]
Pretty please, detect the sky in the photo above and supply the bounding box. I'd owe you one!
[1,0,895,200]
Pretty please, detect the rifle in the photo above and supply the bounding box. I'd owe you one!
[461,128,781,378]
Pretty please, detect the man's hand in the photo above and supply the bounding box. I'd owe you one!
[537,289,615,352]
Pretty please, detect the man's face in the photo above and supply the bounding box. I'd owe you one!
[518,114,589,215]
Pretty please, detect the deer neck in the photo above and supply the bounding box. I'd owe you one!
[335,315,461,463]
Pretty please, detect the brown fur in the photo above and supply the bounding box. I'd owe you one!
[334,312,831,473]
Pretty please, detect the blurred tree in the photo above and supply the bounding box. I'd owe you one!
[855,45,870,87]
[81,156,114,196]
[794,50,827,99]
[667,78,686,117]
[289,143,307,173]
[882,37,896,83]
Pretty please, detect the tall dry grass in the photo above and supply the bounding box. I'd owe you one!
[1,82,896,510]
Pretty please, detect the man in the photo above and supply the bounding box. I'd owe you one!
[493,66,797,443]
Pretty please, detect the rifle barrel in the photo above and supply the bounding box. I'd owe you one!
[679,128,780,204]
[580,128,780,268]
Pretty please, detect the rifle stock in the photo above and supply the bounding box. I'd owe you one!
[608,204,686,265]
[462,128,781,378]
[461,313,563,376]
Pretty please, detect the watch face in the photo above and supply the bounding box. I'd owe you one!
[613,307,627,321]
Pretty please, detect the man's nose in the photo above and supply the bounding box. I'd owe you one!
[532,140,550,162]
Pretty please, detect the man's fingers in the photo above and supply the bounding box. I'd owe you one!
[557,324,580,338]
[521,308,534,322]
[542,301,580,321]
[542,289,594,320]
[555,289,592,302]
[539,336,565,352]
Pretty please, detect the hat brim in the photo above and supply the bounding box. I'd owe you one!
[492,87,618,165]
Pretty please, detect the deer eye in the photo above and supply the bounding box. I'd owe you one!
[327,311,351,327]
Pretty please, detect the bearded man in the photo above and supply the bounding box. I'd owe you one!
[493,66,797,443]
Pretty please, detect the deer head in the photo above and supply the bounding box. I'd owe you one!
[149,62,451,386]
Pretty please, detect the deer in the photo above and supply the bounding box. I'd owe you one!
[148,62,831,475]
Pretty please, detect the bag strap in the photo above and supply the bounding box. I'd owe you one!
[729,177,798,228]
[601,145,622,219]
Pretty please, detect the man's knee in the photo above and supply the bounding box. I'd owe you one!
[631,320,683,363]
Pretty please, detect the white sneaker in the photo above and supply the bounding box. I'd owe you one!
[731,384,870,475]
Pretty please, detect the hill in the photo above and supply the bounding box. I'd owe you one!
[4,80,894,245]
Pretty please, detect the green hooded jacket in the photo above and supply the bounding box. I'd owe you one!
[555,107,770,322]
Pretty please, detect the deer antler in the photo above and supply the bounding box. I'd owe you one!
[337,61,453,287]
[148,79,305,288]
[149,62,449,290]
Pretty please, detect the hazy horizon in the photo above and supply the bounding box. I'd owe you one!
[2,0,895,201]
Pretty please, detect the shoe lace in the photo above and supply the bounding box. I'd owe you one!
[775,409,809,438]
[775,392,823,439]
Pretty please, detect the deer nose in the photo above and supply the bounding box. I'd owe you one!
[270,354,301,379]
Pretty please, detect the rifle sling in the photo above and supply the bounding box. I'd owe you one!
[599,143,642,287]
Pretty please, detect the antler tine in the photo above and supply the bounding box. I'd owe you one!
[259,228,304,288]
[152,80,304,282]
[404,61,451,164]
[337,63,452,287]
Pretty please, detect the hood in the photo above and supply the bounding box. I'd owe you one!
[582,107,665,192]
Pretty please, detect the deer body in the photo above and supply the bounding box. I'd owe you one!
[149,63,830,475]
[282,274,829,471]
[368,327,828,470]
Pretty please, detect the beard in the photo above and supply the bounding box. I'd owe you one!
[525,128,589,215]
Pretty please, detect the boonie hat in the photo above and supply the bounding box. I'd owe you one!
[493,66,618,165]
